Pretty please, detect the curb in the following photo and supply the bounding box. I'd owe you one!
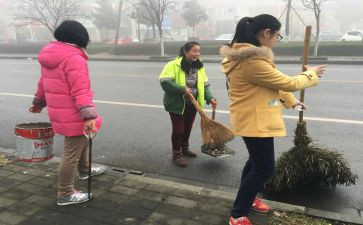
[1,55,363,65]
[1,147,362,224]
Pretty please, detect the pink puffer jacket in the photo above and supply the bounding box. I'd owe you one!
[33,41,102,137]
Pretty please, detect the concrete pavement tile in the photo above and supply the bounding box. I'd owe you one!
[0,196,16,208]
[2,164,28,172]
[0,169,15,177]
[8,173,35,182]
[104,212,141,225]
[306,208,363,225]
[170,189,206,202]
[83,198,120,212]
[16,183,45,194]
[195,201,231,216]
[23,195,55,207]
[40,172,58,180]
[29,177,55,187]
[144,212,182,225]
[1,188,32,201]
[0,177,21,189]
[31,162,58,171]
[135,190,167,202]
[90,181,115,190]
[116,178,149,189]
[77,206,112,222]
[110,185,140,196]
[125,198,161,210]
[7,201,43,216]
[35,187,57,197]
[163,196,197,209]
[156,204,225,225]
[0,210,26,225]
[142,184,176,194]
[0,186,9,194]
[32,209,68,224]
[18,218,54,225]
[59,214,105,225]
[98,192,131,204]
[116,205,153,219]
[22,168,47,176]
[92,174,121,183]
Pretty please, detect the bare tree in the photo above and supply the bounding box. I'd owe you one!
[301,0,329,56]
[138,0,178,56]
[14,0,87,34]
[285,0,293,39]
[182,0,208,38]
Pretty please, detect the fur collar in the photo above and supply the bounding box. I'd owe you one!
[220,43,274,62]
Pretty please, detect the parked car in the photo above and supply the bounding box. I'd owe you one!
[107,35,133,44]
[340,31,363,41]
[215,33,234,41]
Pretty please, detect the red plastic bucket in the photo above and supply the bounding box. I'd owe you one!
[15,122,55,162]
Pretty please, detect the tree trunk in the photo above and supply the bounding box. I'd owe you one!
[158,26,164,56]
[114,0,123,46]
[313,14,320,57]
[285,0,292,40]
[152,24,156,39]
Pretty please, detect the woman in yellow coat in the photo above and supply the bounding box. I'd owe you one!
[221,15,326,225]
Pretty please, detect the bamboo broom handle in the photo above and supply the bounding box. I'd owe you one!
[188,94,207,117]
[299,25,312,123]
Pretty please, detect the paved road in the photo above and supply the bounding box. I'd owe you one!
[0,59,362,215]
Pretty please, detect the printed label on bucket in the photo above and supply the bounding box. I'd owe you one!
[16,136,55,162]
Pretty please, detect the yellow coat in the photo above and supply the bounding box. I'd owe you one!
[220,43,319,137]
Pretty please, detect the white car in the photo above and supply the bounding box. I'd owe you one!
[215,33,234,41]
[340,31,363,41]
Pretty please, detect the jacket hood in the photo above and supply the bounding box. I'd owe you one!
[220,43,274,75]
[38,41,88,69]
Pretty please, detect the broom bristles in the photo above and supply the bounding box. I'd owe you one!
[189,95,234,144]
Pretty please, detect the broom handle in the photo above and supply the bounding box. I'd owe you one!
[212,108,216,120]
[299,25,312,123]
[188,94,208,118]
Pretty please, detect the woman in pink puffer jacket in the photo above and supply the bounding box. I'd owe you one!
[30,20,105,206]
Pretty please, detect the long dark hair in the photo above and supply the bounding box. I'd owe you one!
[231,14,281,47]
[179,41,203,73]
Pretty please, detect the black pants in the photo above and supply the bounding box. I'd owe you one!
[231,137,275,218]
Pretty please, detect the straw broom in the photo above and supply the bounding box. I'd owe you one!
[188,95,234,144]
[264,26,357,193]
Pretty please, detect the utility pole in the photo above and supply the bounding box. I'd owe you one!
[114,0,123,46]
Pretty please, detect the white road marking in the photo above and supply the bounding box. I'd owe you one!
[0,92,362,125]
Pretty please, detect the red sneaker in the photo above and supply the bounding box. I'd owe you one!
[252,198,270,213]
[229,216,252,225]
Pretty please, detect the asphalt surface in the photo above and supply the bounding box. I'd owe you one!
[0,59,362,215]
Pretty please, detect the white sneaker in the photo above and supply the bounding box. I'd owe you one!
[57,191,91,206]
[79,165,107,180]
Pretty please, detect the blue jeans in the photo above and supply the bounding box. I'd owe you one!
[231,137,275,218]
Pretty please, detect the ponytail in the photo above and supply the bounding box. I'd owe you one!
[231,14,281,47]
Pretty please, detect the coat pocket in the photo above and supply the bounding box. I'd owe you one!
[256,105,284,132]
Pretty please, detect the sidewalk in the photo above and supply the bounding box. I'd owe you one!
[1,151,362,225]
[1,53,363,65]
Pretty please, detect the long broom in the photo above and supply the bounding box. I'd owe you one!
[188,95,234,144]
[264,26,357,193]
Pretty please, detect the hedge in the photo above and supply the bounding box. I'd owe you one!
[1,41,363,56]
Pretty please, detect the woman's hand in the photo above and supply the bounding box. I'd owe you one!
[210,98,217,109]
[29,105,43,113]
[293,101,306,111]
[84,119,97,134]
[305,65,327,78]
[184,87,193,98]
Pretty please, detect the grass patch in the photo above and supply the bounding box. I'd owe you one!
[270,210,353,225]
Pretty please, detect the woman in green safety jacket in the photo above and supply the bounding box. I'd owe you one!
[159,41,217,167]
